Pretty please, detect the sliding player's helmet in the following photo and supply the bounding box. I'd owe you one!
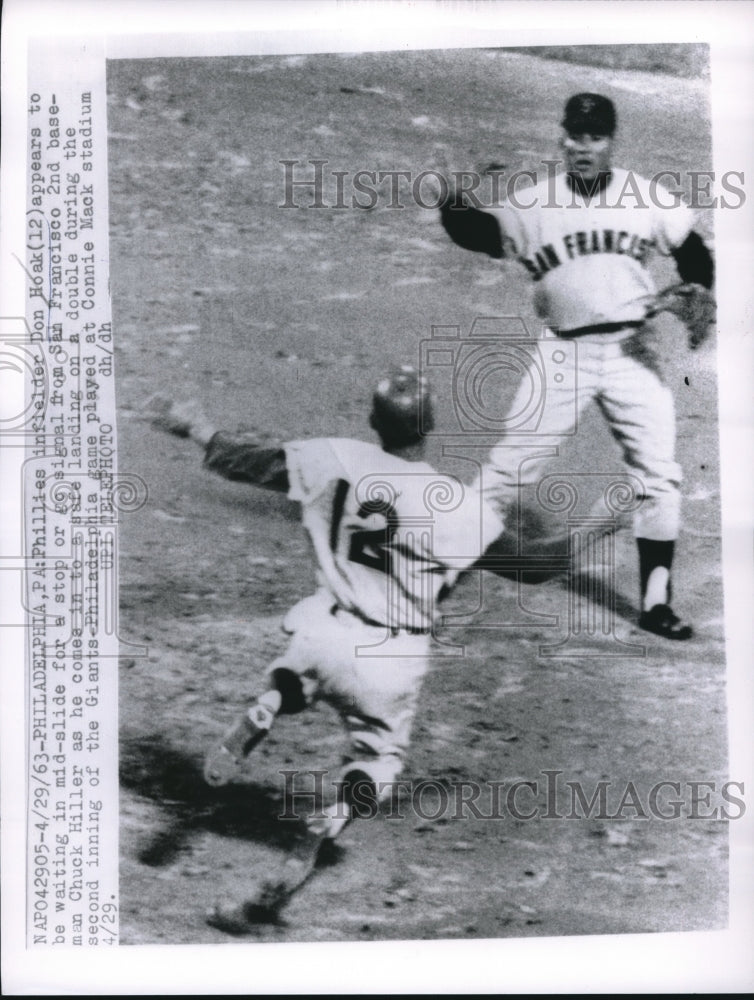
[370,365,434,448]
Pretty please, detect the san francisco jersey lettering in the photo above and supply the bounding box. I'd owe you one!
[491,168,695,331]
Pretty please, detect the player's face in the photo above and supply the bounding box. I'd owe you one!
[560,130,613,180]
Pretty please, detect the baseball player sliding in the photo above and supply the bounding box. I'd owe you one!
[152,367,502,932]
[439,93,715,640]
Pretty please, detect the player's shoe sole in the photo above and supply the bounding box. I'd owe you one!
[206,815,348,933]
[207,871,294,931]
[639,603,693,641]
[203,702,275,786]
[206,893,286,933]
[206,859,313,932]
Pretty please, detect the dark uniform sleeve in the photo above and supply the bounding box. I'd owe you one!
[439,198,504,258]
[671,230,714,290]
[204,431,290,492]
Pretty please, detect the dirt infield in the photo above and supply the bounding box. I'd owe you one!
[108,48,726,944]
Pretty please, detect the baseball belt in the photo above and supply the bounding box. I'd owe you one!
[330,604,430,636]
[556,320,644,338]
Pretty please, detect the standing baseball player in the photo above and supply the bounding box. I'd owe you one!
[439,93,715,639]
[153,367,502,931]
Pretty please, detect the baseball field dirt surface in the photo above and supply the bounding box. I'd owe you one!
[108,47,728,945]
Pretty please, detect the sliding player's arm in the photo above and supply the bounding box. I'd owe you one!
[148,397,289,492]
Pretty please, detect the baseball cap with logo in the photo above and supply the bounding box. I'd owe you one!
[562,93,617,136]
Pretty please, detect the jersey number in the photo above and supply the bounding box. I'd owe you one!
[331,479,398,576]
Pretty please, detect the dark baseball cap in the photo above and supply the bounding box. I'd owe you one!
[562,93,617,136]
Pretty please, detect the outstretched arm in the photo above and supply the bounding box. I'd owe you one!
[204,432,289,492]
[148,397,289,492]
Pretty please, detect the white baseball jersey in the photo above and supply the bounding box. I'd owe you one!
[490,168,696,332]
[284,438,501,632]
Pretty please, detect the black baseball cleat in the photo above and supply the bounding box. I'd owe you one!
[639,604,693,641]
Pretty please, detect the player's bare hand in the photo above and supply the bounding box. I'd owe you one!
[145,395,216,446]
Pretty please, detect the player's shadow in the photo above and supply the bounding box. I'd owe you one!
[478,506,572,584]
[480,518,638,620]
[567,571,638,623]
[120,732,306,868]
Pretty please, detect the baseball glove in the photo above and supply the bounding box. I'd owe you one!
[647,282,717,350]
